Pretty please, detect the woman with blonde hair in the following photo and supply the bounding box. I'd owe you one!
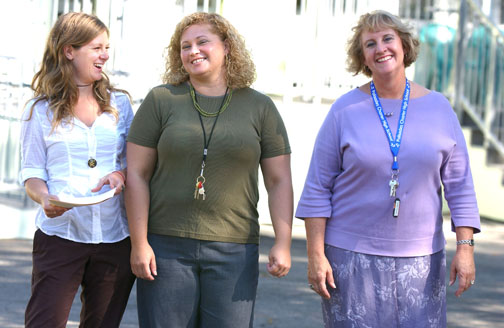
[126,12,293,327]
[296,10,480,327]
[20,12,135,327]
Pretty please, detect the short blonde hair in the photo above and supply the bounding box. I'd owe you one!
[163,12,256,89]
[346,10,420,77]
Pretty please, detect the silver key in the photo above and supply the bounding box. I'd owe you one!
[194,183,199,199]
[389,179,399,197]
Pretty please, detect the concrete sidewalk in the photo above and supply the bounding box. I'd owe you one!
[0,219,503,328]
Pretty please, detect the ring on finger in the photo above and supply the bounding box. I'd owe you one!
[470,280,475,285]
[309,283,316,291]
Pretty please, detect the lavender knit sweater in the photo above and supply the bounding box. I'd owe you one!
[295,88,480,257]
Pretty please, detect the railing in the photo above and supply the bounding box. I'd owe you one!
[408,0,504,165]
[0,56,33,205]
[456,0,504,164]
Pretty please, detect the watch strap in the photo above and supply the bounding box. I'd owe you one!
[456,239,474,246]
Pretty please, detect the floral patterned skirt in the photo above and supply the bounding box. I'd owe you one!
[322,246,446,328]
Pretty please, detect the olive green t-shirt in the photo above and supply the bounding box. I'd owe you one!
[127,84,291,244]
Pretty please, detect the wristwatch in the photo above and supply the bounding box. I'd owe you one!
[456,239,475,246]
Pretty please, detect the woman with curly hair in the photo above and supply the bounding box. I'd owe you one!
[20,12,135,328]
[296,10,480,328]
[125,12,293,327]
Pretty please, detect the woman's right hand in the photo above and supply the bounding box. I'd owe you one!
[307,253,336,299]
[25,178,70,218]
[41,194,70,218]
[130,242,157,281]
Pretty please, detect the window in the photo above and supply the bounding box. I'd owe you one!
[197,0,217,13]
[399,0,434,20]
[296,0,307,15]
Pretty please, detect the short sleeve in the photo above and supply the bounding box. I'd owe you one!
[260,97,291,159]
[19,100,49,185]
[127,88,163,148]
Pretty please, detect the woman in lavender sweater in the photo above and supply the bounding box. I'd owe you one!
[296,10,480,328]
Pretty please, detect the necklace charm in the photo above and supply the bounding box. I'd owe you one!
[88,158,97,168]
[194,176,206,200]
[393,198,400,217]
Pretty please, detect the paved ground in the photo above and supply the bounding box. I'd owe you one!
[0,219,503,328]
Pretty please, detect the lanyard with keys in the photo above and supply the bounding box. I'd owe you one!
[370,79,410,217]
[190,84,231,200]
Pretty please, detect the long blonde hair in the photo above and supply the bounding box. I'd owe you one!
[29,12,128,130]
[163,12,256,89]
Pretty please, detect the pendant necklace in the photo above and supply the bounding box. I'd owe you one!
[88,158,97,168]
[190,83,233,200]
[370,79,410,217]
[88,120,97,168]
[84,98,98,168]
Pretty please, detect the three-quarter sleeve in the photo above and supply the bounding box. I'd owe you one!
[295,105,342,219]
[19,101,48,185]
[441,110,481,232]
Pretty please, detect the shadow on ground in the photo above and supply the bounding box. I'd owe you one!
[0,221,502,328]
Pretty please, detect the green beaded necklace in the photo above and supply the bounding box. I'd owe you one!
[189,83,233,117]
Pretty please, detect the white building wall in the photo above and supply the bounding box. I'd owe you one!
[0,0,55,85]
[0,0,410,101]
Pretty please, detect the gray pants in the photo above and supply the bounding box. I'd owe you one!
[137,234,259,328]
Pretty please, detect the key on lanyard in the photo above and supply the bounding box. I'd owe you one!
[194,176,206,200]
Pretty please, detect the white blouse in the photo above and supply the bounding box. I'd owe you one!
[19,92,134,243]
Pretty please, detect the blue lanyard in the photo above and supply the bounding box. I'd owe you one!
[370,79,410,171]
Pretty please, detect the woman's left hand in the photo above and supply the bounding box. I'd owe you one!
[267,242,291,278]
[92,171,126,196]
[449,246,476,297]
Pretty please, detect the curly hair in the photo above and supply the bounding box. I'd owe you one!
[346,10,420,77]
[163,12,256,89]
[29,12,129,131]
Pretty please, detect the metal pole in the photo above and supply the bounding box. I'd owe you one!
[454,0,467,120]
[484,29,497,147]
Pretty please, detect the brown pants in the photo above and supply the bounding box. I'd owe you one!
[25,230,136,328]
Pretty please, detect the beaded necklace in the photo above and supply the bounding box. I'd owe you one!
[189,83,233,117]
